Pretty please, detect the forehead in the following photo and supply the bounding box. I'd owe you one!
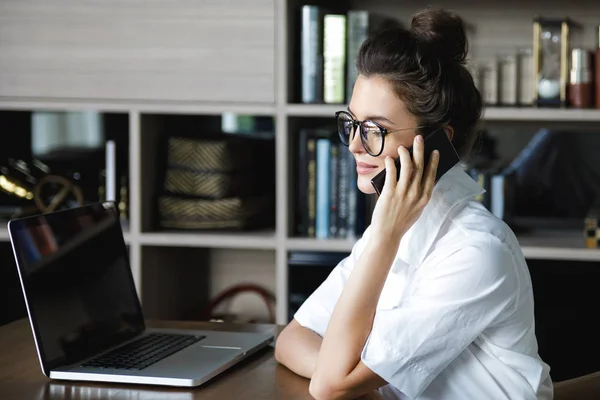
[349,75,413,123]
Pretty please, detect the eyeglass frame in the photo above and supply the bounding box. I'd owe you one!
[335,110,427,157]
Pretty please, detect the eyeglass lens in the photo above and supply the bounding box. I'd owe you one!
[336,112,383,156]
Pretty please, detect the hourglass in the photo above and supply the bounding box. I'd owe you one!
[533,17,572,107]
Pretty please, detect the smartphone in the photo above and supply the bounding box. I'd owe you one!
[370,128,461,195]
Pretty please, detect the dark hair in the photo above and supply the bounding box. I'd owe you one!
[356,7,482,159]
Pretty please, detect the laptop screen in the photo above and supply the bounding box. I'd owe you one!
[8,202,145,373]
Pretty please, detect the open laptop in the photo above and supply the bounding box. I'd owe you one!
[8,202,274,387]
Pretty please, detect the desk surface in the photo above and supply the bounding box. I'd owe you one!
[0,318,313,400]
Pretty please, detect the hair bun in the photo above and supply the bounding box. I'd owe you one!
[410,7,468,65]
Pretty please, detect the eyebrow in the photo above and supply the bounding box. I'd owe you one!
[347,106,396,126]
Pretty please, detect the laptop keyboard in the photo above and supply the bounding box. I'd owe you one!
[81,333,206,371]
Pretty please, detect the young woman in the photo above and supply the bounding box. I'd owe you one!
[275,7,553,400]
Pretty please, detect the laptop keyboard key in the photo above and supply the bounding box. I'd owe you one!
[81,333,205,371]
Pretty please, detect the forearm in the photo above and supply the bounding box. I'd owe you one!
[314,239,397,382]
[274,320,322,379]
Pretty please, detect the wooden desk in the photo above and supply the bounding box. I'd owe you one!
[0,318,313,400]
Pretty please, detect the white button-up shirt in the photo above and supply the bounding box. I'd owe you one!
[294,165,553,399]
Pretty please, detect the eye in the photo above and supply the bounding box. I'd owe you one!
[362,121,382,137]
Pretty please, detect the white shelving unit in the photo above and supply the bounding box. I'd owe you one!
[139,231,278,249]
[0,228,9,242]
[287,104,600,122]
[0,226,133,245]
[2,226,598,260]
[1,0,600,324]
[286,231,600,262]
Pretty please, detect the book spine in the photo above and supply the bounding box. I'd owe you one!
[346,11,368,103]
[296,129,310,235]
[490,175,505,220]
[301,6,322,103]
[347,150,358,237]
[329,140,339,238]
[315,138,331,238]
[307,138,317,237]
[337,143,349,238]
[323,14,347,104]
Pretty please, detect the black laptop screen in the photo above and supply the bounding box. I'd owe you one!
[9,202,145,373]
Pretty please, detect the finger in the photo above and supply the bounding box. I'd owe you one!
[411,135,425,186]
[423,149,440,195]
[397,145,413,193]
[382,156,397,194]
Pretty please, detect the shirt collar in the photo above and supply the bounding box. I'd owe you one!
[394,164,485,270]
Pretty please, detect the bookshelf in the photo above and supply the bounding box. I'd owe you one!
[287,231,600,262]
[1,0,600,325]
[0,226,133,245]
[287,104,600,122]
[138,231,278,249]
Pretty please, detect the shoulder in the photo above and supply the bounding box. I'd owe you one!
[438,199,522,259]
[425,200,527,288]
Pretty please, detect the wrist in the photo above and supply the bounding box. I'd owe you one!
[369,226,406,251]
[364,233,402,265]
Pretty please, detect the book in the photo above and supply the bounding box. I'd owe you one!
[329,142,339,237]
[301,5,324,103]
[307,137,317,237]
[346,11,401,102]
[347,150,359,237]
[337,143,350,238]
[315,138,331,238]
[323,14,347,104]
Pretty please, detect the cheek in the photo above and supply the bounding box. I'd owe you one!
[380,148,401,160]
[355,157,384,195]
[384,135,416,158]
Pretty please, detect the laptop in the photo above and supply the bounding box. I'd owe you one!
[8,202,274,387]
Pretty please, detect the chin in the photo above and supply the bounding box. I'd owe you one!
[357,174,377,195]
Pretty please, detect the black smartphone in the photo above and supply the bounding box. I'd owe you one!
[370,128,461,195]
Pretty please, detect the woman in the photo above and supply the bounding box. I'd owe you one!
[275,7,553,400]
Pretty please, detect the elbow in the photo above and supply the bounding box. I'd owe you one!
[309,375,345,400]
[273,327,289,365]
[274,335,284,364]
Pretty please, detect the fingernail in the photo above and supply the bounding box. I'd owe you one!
[433,150,439,157]
[416,135,424,143]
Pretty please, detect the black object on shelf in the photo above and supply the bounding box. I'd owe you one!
[527,258,600,382]
[287,251,349,322]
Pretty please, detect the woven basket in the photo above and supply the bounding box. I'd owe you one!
[164,168,258,199]
[158,195,274,230]
[166,137,253,172]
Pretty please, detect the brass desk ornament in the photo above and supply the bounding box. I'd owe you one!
[0,161,84,217]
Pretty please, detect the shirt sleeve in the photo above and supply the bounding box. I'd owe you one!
[361,237,519,399]
[293,229,370,337]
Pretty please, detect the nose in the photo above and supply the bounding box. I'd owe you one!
[348,126,364,155]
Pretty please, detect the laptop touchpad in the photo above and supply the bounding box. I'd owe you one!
[149,345,243,377]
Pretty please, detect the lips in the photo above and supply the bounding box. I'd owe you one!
[356,161,379,175]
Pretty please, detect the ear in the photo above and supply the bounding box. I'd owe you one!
[444,126,455,142]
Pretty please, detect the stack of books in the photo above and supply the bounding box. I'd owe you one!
[300,6,399,104]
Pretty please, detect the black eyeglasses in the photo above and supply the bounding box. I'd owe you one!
[335,110,426,157]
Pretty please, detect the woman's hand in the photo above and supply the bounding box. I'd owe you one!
[369,134,439,248]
